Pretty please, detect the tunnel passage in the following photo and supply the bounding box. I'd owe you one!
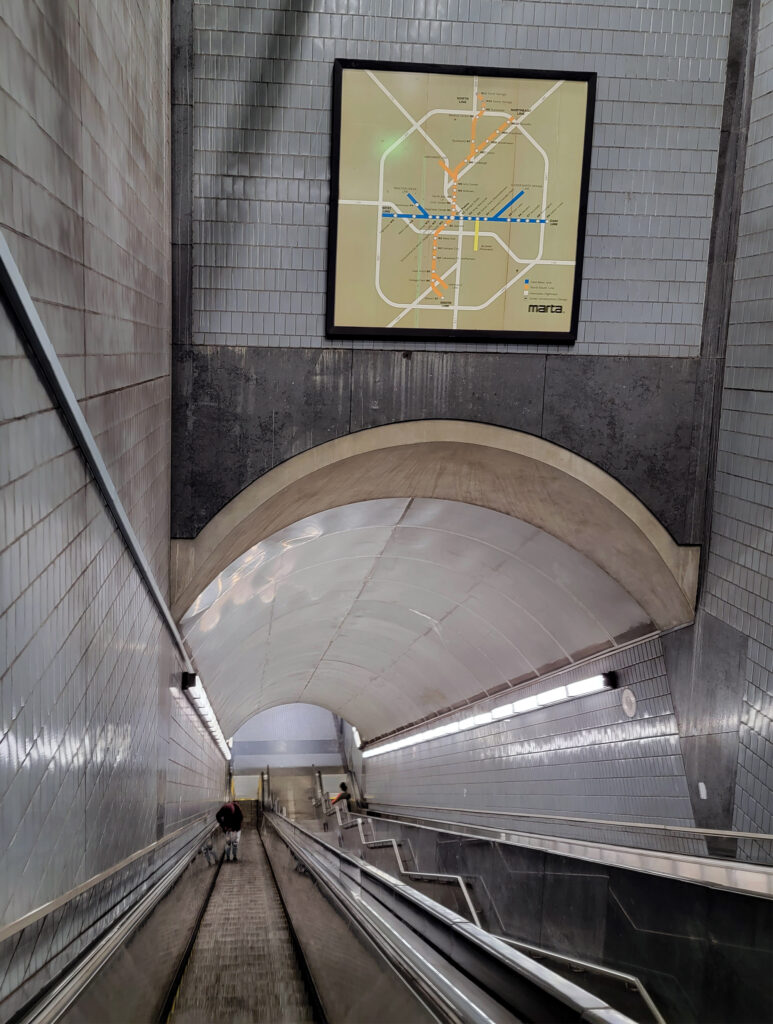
[177,423,699,741]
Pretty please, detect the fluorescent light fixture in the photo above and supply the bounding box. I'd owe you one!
[362,672,617,759]
[463,712,492,729]
[181,673,231,760]
[567,675,606,697]
[352,726,362,749]
[537,685,567,706]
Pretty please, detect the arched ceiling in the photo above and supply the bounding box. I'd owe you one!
[181,498,656,740]
[171,422,698,630]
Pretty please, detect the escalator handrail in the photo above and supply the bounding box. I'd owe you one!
[12,819,217,1024]
[335,806,665,1023]
[0,813,213,945]
[265,811,635,1024]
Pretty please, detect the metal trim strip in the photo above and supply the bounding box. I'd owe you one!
[0,814,211,944]
[0,230,192,673]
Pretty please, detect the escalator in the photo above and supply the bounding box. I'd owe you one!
[15,802,633,1024]
[167,828,315,1024]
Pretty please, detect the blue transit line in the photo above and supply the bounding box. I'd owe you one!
[407,193,430,218]
[382,212,547,224]
[492,190,525,219]
[382,189,546,225]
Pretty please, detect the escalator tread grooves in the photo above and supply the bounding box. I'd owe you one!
[157,842,225,1023]
[259,824,328,1024]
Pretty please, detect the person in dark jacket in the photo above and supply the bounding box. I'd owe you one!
[216,800,243,861]
[330,782,352,812]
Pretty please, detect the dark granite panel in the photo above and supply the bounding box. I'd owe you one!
[542,356,699,542]
[327,814,772,1024]
[662,611,747,830]
[679,732,740,837]
[173,350,701,544]
[172,346,352,537]
[603,868,710,1023]
[703,884,773,1024]
[538,858,608,961]
[664,611,748,738]
[455,840,547,946]
[350,350,546,435]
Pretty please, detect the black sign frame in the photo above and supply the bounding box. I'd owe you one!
[325,58,596,344]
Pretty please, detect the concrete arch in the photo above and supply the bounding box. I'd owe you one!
[171,420,699,628]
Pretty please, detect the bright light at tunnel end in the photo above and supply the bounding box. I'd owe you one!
[362,673,618,759]
[181,673,231,760]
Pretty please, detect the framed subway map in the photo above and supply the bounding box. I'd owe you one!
[326,59,595,343]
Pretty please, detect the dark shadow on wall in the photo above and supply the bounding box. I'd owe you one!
[172,0,315,349]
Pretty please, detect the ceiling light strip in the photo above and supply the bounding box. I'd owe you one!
[182,674,231,760]
[362,674,616,759]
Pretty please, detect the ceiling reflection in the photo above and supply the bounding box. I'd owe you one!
[181,498,654,740]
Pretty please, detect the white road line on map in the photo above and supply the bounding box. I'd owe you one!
[455,226,576,267]
[367,71,448,161]
[456,80,563,185]
[452,214,464,329]
[419,107,510,120]
[457,118,518,182]
[458,261,537,311]
[371,77,565,321]
[392,261,536,315]
[517,123,549,260]
[388,254,574,315]
[370,73,450,308]
[387,262,460,326]
[517,80,564,123]
[483,231,529,264]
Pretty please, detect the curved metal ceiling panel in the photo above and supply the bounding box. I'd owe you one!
[182,499,654,739]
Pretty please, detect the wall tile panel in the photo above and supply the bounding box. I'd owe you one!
[365,639,697,845]
[701,0,773,854]
[187,0,731,356]
[0,2,226,1012]
[0,0,173,590]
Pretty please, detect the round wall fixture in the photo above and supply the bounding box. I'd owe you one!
[621,688,637,718]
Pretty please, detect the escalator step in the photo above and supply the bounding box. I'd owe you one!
[169,829,314,1023]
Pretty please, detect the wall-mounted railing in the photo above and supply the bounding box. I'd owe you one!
[366,801,773,895]
[0,230,192,673]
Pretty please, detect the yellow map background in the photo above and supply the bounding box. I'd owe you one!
[333,67,590,335]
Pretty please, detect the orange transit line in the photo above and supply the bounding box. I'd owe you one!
[432,94,516,294]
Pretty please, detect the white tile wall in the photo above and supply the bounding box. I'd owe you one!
[364,639,698,845]
[703,0,773,854]
[0,0,173,591]
[0,285,225,1013]
[0,1,226,1011]
[190,0,731,355]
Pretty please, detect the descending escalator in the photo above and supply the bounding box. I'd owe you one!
[168,829,315,1024]
[23,801,632,1024]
